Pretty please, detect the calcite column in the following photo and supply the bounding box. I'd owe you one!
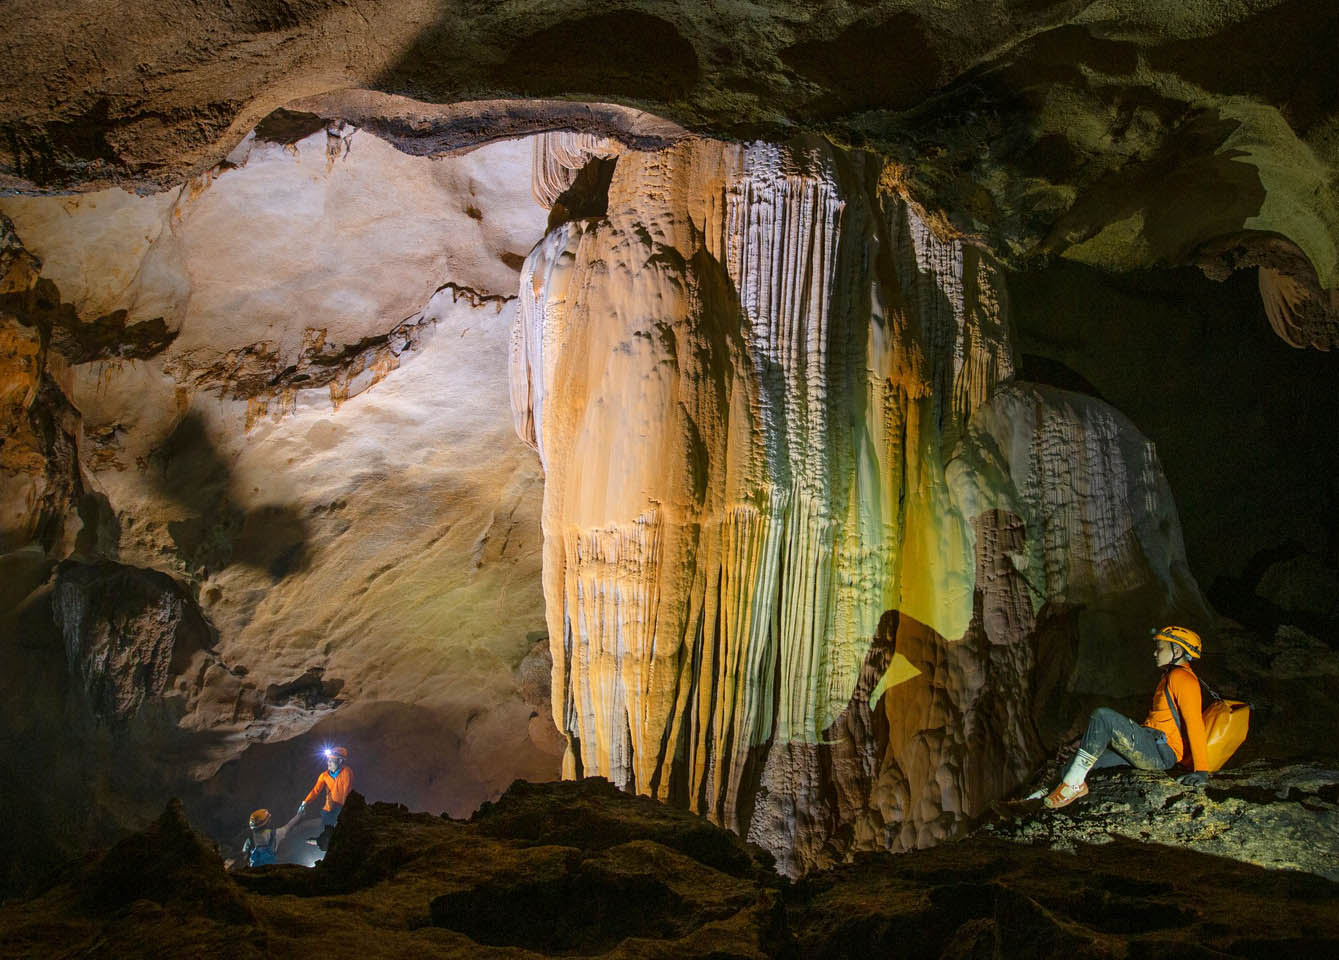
[511,135,1204,872]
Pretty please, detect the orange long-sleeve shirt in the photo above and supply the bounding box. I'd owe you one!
[303,766,353,811]
[1143,666,1209,771]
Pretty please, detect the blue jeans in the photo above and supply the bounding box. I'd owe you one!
[1080,707,1176,770]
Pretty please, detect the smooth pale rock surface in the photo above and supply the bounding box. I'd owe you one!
[0,127,561,861]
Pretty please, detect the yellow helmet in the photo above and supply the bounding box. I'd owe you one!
[1154,625,1202,660]
[248,808,271,829]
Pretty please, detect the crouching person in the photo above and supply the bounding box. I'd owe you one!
[1045,626,1211,809]
[242,808,301,866]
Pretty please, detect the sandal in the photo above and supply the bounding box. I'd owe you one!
[1043,781,1089,809]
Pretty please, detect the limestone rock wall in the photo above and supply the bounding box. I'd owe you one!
[0,125,564,875]
[513,137,1207,872]
[7,4,1339,358]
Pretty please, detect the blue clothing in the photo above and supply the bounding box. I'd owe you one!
[247,827,278,866]
[248,844,276,866]
[321,802,342,828]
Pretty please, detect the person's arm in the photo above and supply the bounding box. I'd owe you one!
[1171,669,1210,778]
[299,773,327,815]
[273,810,304,847]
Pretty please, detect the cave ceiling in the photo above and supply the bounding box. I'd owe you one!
[2,0,1337,345]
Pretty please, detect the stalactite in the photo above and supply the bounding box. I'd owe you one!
[512,136,1205,873]
[530,132,620,209]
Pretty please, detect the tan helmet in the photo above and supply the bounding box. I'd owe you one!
[248,808,271,829]
[1154,625,1202,660]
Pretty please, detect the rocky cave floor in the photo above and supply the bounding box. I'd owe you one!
[3,615,1339,959]
[3,767,1339,960]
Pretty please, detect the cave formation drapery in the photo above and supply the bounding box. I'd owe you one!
[510,134,1205,872]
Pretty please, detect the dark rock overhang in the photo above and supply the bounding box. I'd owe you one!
[3,2,1336,292]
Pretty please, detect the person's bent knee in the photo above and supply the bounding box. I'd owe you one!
[1089,707,1122,726]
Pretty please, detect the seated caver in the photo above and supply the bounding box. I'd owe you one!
[1045,626,1210,809]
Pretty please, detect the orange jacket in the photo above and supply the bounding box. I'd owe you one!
[303,766,353,811]
[1143,666,1209,771]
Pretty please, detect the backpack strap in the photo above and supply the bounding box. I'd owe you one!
[1197,673,1222,702]
[1162,672,1183,730]
[1162,669,1186,744]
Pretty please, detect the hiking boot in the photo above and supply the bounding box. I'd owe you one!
[1043,781,1089,809]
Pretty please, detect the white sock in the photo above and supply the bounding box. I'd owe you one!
[1062,749,1099,787]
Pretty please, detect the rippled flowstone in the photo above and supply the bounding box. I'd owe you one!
[512,133,1207,873]
[4,778,1338,959]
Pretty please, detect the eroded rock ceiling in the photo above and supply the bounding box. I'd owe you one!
[4,0,1338,345]
[2,0,1338,886]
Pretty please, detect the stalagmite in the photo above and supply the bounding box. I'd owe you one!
[512,135,1207,872]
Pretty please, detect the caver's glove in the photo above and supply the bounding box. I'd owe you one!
[1177,771,1209,787]
[297,802,307,817]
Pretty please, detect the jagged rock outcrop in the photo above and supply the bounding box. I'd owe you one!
[3,779,1337,959]
[83,798,253,924]
[983,761,1339,883]
[52,560,216,724]
[512,136,1206,871]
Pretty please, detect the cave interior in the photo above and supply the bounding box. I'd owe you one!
[2,2,1339,957]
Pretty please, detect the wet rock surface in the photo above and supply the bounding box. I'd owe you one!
[4,777,1339,959]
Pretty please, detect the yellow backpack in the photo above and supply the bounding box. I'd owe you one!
[1200,697,1251,771]
[1165,669,1251,772]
